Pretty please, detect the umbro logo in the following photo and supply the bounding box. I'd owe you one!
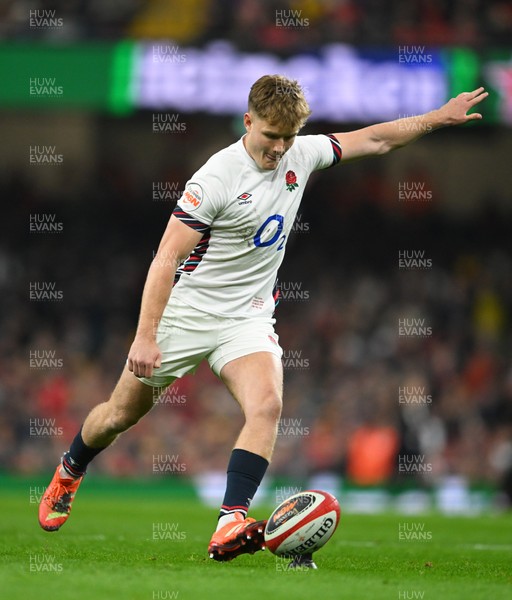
[237,192,252,205]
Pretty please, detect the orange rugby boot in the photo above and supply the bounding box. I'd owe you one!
[208,512,267,561]
[38,464,83,531]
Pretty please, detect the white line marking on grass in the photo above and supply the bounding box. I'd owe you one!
[335,541,377,547]
[461,544,512,551]
[334,541,512,551]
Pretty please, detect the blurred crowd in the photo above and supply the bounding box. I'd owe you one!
[1,138,512,506]
[1,0,511,47]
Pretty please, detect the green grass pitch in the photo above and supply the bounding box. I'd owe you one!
[1,477,511,600]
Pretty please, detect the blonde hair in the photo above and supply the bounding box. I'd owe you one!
[248,75,311,131]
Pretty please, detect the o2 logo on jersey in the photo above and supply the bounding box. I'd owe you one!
[253,214,286,251]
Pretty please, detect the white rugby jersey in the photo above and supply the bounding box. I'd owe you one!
[170,134,341,317]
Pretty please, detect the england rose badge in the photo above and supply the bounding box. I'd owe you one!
[285,170,298,192]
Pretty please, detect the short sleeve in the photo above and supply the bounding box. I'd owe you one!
[294,134,342,172]
[173,163,227,231]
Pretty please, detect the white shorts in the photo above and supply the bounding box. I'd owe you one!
[137,298,283,387]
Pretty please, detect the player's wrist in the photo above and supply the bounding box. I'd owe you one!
[135,321,159,342]
[426,108,447,130]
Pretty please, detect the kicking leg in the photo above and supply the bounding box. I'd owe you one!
[39,366,162,531]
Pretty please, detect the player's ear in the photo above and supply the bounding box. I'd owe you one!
[243,112,252,131]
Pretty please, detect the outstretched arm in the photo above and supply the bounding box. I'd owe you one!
[335,87,489,163]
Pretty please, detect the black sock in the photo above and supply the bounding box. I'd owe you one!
[219,449,269,520]
[62,427,106,477]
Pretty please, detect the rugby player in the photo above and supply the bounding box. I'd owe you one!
[38,75,487,561]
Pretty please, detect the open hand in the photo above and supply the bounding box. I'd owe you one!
[438,87,489,126]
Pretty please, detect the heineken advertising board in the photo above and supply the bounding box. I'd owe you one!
[0,42,510,124]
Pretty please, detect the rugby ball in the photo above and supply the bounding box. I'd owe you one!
[264,490,340,556]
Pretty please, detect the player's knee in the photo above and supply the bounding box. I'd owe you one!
[268,393,283,423]
[246,392,282,424]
